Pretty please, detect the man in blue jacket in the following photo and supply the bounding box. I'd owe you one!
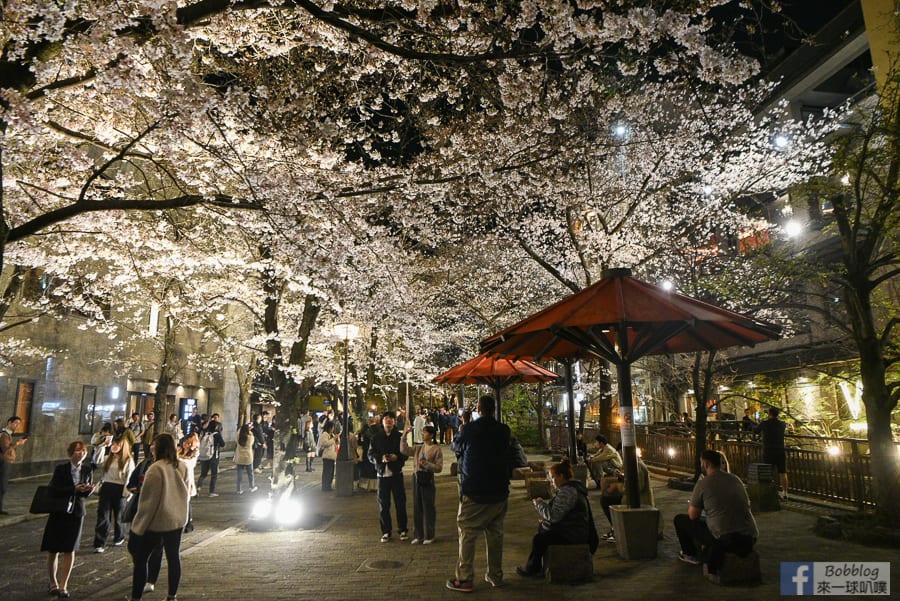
[447,396,511,592]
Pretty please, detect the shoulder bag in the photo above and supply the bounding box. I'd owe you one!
[30,485,74,515]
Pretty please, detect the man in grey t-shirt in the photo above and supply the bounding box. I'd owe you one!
[673,449,758,574]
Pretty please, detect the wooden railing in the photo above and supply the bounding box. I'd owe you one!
[547,423,880,510]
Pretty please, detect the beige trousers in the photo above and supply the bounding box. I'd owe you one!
[455,496,508,583]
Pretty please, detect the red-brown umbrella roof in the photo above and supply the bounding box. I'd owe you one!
[433,352,560,388]
[481,268,780,362]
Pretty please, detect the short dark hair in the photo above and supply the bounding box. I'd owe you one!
[478,395,495,416]
[382,410,396,420]
[701,449,722,468]
[7,416,21,424]
[67,440,86,456]
[769,407,781,417]
[595,434,608,445]
[423,425,436,437]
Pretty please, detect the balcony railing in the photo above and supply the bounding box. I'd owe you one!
[547,422,881,510]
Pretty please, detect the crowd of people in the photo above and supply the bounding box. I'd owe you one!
[12,398,772,597]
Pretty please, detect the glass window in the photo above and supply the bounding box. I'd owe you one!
[79,385,98,434]
[14,380,35,433]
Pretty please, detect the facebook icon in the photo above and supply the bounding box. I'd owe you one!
[781,562,814,595]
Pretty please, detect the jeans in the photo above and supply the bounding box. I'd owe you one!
[600,489,624,528]
[455,497,508,583]
[93,482,125,547]
[377,474,408,535]
[197,458,219,493]
[412,473,436,540]
[236,464,255,492]
[130,528,182,599]
[673,514,756,573]
[321,459,335,491]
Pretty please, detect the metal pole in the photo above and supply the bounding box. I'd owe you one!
[564,360,577,464]
[339,337,350,461]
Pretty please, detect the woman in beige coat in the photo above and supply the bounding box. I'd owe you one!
[128,433,189,601]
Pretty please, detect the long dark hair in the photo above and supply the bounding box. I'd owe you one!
[154,433,178,466]
[238,423,251,446]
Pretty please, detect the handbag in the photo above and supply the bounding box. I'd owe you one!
[122,493,139,523]
[30,485,74,515]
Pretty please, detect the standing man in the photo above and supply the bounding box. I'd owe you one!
[447,396,511,592]
[755,407,789,499]
[673,449,758,575]
[128,412,145,462]
[262,411,276,464]
[197,416,225,497]
[0,416,28,514]
[367,411,409,543]
[251,413,267,471]
[114,417,136,453]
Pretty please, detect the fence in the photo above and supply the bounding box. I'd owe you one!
[547,422,876,510]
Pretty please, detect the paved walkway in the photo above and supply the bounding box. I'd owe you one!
[1,448,897,600]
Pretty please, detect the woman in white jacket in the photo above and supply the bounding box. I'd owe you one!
[234,423,257,494]
[129,433,190,601]
[317,421,337,491]
[93,439,134,552]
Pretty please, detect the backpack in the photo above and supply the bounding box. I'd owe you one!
[199,432,216,461]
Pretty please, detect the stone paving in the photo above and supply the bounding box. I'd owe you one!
[1,448,897,600]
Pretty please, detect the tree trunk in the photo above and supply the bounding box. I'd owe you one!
[691,351,716,480]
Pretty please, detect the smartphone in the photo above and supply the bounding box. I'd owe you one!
[22,433,30,439]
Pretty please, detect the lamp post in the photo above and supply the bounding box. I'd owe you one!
[403,360,414,427]
[334,323,358,497]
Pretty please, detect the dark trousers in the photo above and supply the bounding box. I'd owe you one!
[412,473,436,540]
[321,459,335,491]
[197,458,219,494]
[253,445,264,469]
[0,459,9,512]
[130,528,182,599]
[377,474,408,535]
[600,490,623,528]
[94,482,125,547]
[673,514,756,573]
[524,529,571,574]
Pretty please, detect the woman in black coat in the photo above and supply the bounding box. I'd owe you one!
[41,440,95,598]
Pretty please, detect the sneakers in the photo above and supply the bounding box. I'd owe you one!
[250,486,258,493]
[422,538,435,545]
[380,533,392,543]
[208,493,219,497]
[484,575,505,588]
[446,579,474,593]
[113,539,125,546]
[398,530,409,541]
[601,530,616,543]
[94,547,105,554]
[678,551,701,565]
[143,583,155,593]
[238,490,244,495]
[410,538,421,545]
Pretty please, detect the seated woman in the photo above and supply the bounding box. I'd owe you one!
[517,458,594,576]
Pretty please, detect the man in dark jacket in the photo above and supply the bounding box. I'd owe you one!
[446,396,511,593]
[367,411,409,542]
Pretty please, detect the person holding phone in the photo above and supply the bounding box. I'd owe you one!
[41,440,95,598]
[0,416,28,515]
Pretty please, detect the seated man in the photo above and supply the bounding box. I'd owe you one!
[674,450,758,574]
[587,435,622,485]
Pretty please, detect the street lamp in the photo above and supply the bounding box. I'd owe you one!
[333,323,358,497]
[403,360,414,425]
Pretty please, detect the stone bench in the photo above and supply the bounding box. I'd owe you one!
[704,551,762,586]
[545,544,593,584]
[525,474,552,499]
[512,466,533,480]
[529,460,547,472]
